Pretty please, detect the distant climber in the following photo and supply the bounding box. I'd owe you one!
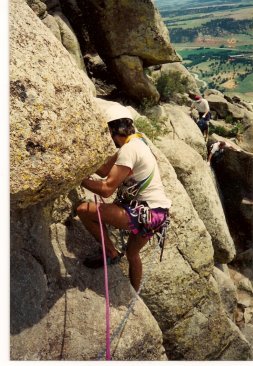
[207,140,241,166]
[76,100,171,291]
[189,94,211,141]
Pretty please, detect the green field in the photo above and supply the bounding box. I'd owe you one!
[234,73,253,93]
[165,5,253,30]
[155,0,253,101]
[176,47,253,100]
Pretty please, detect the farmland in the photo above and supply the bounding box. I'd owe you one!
[155,0,253,101]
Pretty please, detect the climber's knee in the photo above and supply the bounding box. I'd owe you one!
[76,202,97,221]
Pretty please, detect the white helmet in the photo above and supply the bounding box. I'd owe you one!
[94,97,133,123]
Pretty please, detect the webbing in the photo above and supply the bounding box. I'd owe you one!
[125,132,145,144]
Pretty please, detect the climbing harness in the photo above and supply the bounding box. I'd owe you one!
[116,167,155,203]
[94,194,111,360]
[117,200,170,260]
[119,218,169,261]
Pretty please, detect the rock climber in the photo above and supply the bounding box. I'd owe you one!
[207,140,241,166]
[76,100,171,291]
[189,94,211,141]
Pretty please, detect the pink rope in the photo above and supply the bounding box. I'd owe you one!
[94,194,111,360]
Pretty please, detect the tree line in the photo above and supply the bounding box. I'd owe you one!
[169,18,253,43]
[160,3,250,18]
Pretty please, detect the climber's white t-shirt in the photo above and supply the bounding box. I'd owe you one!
[115,137,171,209]
[192,98,210,113]
[211,141,231,154]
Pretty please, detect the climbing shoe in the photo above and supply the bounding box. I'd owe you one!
[83,252,123,269]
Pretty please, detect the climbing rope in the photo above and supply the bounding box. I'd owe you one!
[97,236,161,360]
[94,191,169,360]
[94,194,111,360]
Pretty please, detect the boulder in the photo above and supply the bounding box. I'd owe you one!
[79,0,179,64]
[10,0,112,208]
[156,104,207,158]
[240,124,253,153]
[242,325,253,354]
[229,267,253,302]
[41,13,61,40]
[209,119,238,138]
[228,267,253,335]
[27,0,85,70]
[164,285,250,360]
[206,95,253,136]
[76,0,180,101]
[218,318,252,360]
[10,0,253,360]
[48,11,85,70]
[209,135,253,249]
[204,89,224,98]
[110,55,160,103]
[139,140,251,360]
[155,139,235,263]
[26,0,47,17]
[207,94,244,120]
[10,202,167,361]
[232,96,253,112]
[213,267,238,319]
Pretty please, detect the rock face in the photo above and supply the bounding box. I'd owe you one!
[47,11,85,70]
[27,0,85,70]
[206,93,253,153]
[213,267,238,319]
[209,134,253,250]
[77,0,180,101]
[229,265,253,349]
[155,139,235,263]
[10,134,252,360]
[110,55,160,102]
[10,0,253,361]
[153,103,207,158]
[10,0,112,208]
[10,200,167,361]
[139,140,251,360]
[79,0,179,64]
[207,94,249,121]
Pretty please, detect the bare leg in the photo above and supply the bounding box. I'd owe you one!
[77,202,130,258]
[204,126,209,142]
[126,233,150,292]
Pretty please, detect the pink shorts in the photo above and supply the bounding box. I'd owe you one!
[119,201,169,238]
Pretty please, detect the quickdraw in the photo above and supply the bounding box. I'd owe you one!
[155,217,170,262]
[119,201,170,262]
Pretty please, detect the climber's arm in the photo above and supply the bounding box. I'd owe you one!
[95,153,118,178]
[207,152,213,164]
[81,164,130,198]
[226,144,241,152]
